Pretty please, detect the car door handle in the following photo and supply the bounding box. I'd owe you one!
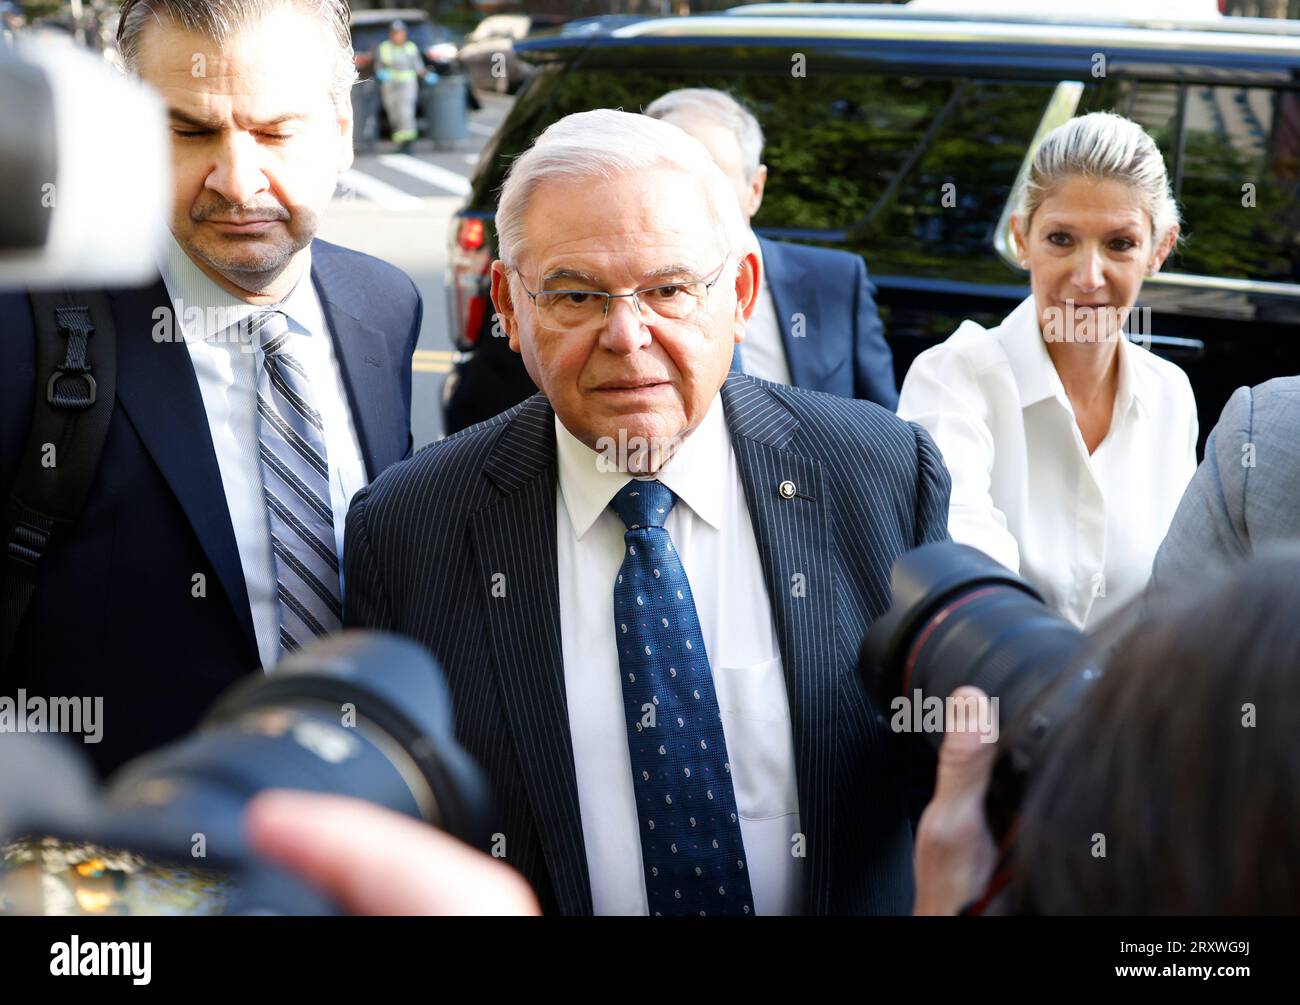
[1133,334,1205,359]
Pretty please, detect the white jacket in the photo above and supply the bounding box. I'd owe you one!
[899,295,1197,628]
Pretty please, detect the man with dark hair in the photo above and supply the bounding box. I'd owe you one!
[0,0,421,776]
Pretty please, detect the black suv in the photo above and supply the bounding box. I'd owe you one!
[444,3,1300,442]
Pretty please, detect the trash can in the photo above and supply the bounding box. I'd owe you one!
[423,74,469,148]
[352,77,381,151]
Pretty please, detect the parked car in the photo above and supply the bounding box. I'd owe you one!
[560,14,653,37]
[458,12,568,95]
[444,2,1300,442]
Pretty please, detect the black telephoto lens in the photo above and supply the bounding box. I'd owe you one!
[862,543,1104,837]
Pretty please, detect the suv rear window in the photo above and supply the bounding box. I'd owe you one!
[476,46,1300,291]
[1079,78,1300,285]
[475,51,1057,282]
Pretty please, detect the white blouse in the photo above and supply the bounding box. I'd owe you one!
[898,295,1198,629]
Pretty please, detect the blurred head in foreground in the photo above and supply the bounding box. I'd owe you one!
[1015,551,1300,914]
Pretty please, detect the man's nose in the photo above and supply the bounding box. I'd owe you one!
[597,294,652,354]
[205,132,270,207]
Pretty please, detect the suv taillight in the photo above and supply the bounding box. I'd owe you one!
[459,217,485,252]
[448,217,492,350]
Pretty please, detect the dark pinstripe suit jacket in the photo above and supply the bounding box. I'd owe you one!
[344,372,952,915]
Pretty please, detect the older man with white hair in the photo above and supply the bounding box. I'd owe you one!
[344,109,951,916]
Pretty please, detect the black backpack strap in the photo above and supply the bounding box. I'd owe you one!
[1,291,117,670]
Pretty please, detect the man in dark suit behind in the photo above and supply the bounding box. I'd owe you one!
[646,87,898,409]
[345,109,949,915]
[443,87,897,434]
[0,0,420,776]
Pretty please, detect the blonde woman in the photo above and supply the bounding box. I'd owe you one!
[899,112,1197,628]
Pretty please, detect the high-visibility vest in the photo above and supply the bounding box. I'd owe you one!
[377,40,421,82]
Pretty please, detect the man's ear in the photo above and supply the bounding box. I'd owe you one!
[733,248,760,343]
[489,261,523,353]
[336,95,355,175]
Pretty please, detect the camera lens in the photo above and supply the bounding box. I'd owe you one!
[863,543,1103,830]
[1,632,492,914]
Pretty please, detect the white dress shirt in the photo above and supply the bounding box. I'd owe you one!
[898,294,1197,628]
[157,233,367,668]
[741,240,793,386]
[555,394,804,915]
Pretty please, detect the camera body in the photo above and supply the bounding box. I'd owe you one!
[0,632,491,915]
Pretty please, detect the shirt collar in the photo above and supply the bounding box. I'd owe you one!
[156,229,316,344]
[555,392,729,539]
[754,233,768,296]
[1114,330,1144,420]
[1002,293,1145,420]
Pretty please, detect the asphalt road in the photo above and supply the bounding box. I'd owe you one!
[316,91,513,449]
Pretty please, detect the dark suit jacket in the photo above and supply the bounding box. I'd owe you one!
[0,239,421,776]
[345,373,951,914]
[752,236,897,409]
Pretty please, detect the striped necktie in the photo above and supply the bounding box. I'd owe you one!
[252,308,342,656]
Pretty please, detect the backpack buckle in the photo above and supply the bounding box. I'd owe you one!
[47,370,97,408]
[5,518,51,569]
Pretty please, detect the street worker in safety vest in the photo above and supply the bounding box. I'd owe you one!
[373,20,425,154]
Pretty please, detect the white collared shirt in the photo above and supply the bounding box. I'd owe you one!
[898,295,1197,628]
[157,232,367,668]
[741,239,793,386]
[554,394,804,915]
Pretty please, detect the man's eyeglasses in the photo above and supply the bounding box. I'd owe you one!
[511,255,731,331]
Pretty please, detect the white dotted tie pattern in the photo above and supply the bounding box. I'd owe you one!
[611,479,754,917]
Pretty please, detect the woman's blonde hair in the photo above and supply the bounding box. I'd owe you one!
[1015,111,1180,243]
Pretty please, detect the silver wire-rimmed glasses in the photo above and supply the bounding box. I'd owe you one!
[510,255,731,331]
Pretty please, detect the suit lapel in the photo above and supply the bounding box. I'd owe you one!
[310,245,403,480]
[469,396,593,914]
[111,279,257,660]
[721,372,838,914]
[759,236,819,390]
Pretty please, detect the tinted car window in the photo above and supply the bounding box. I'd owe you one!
[1082,77,1300,284]
[352,21,450,57]
[855,80,1055,282]
[474,54,1054,282]
[1177,85,1300,284]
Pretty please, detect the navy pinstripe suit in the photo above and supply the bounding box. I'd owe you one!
[344,372,952,915]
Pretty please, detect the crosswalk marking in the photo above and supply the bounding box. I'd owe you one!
[468,122,494,137]
[339,169,424,210]
[377,154,473,196]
